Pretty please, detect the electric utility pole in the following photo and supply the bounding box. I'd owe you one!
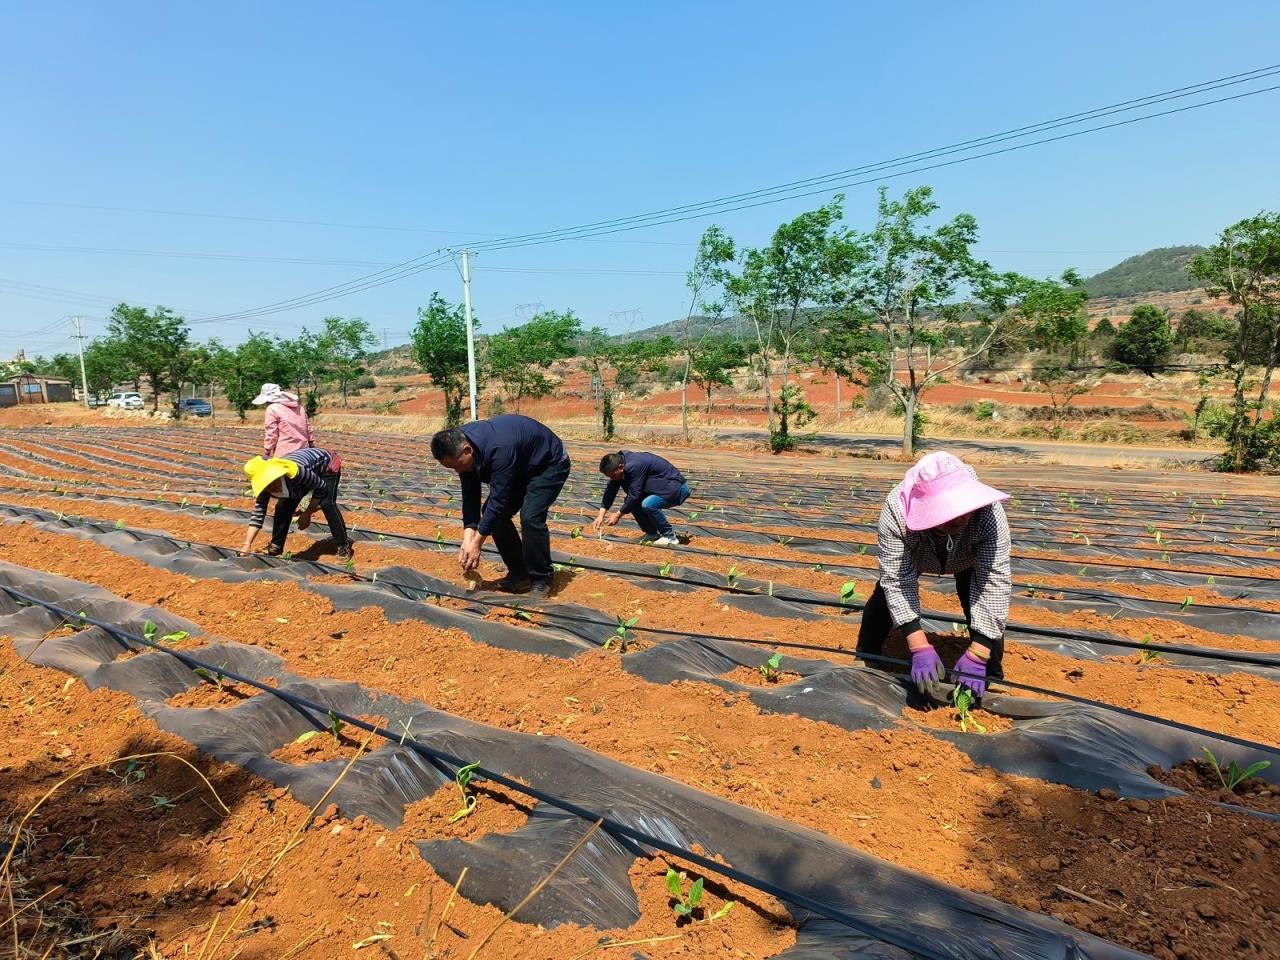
[461,249,478,421]
[72,316,90,407]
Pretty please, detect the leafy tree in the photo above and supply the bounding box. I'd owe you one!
[318,316,377,408]
[838,186,1023,455]
[1175,308,1233,351]
[1109,305,1173,373]
[412,293,477,426]
[207,333,293,420]
[279,329,326,417]
[1018,270,1089,361]
[810,307,880,419]
[489,310,582,410]
[1190,213,1280,471]
[105,304,190,411]
[577,326,613,432]
[1032,364,1096,439]
[1091,316,1116,339]
[681,227,735,439]
[689,334,747,412]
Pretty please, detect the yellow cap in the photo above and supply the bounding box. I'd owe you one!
[243,456,300,497]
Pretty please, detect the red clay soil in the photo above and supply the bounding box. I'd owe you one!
[1149,758,1280,815]
[0,646,797,959]
[165,675,277,709]
[2,525,1279,958]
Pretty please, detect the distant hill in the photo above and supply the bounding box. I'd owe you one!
[1084,245,1206,299]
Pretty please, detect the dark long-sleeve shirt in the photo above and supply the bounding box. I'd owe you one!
[247,448,337,530]
[458,415,567,536]
[601,451,687,515]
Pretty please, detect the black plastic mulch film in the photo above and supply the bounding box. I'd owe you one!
[0,562,1147,960]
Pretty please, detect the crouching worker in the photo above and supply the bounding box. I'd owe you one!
[430,414,571,598]
[240,448,354,561]
[856,451,1011,699]
[591,451,690,546]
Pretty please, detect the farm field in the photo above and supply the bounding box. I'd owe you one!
[2,425,1279,960]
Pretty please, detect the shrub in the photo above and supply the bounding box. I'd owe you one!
[354,375,377,390]
[974,400,996,421]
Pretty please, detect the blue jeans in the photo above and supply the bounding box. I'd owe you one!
[633,483,691,538]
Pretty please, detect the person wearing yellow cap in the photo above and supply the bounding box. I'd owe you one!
[239,448,353,560]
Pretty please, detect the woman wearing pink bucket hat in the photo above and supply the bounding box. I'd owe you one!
[856,451,1012,699]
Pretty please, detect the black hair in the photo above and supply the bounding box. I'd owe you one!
[431,428,469,462]
[599,452,624,474]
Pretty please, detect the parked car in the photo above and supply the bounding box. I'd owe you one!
[107,392,144,410]
[178,397,212,417]
[86,395,101,408]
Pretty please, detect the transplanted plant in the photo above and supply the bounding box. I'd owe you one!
[665,868,734,921]
[725,563,741,588]
[450,761,480,822]
[838,581,861,605]
[1201,747,1271,792]
[951,686,987,734]
[605,615,641,652]
[759,652,783,683]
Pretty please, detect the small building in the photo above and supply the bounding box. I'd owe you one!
[8,374,73,404]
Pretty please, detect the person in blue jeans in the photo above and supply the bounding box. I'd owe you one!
[591,451,690,546]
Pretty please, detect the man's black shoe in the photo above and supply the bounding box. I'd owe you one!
[527,579,552,599]
[495,575,532,594]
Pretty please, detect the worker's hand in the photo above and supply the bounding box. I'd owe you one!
[457,529,482,572]
[952,650,989,699]
[296,509,312,531]
[590,508,607,534]
[604,511,622,527]
[239,529,257,557]
[908,643,945,694]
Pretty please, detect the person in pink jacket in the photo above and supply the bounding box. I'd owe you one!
[253,383,315,459]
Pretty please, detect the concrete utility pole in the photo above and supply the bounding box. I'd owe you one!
[72,316,90,407]
[461,249,478,421]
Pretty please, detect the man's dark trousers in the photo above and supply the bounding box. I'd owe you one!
[488,459,571,583]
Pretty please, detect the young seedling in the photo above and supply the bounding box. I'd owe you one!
[570,526,583,539]
[838,581,861,605]
[759,653,783,683]
[450,761,480,822]
[605,615,641,652]
[114,519,125,529]
[951,687,987,734]
[193,666,226,692]
[327,709,345,739]
[666,868,703,917]
[107,758,147,784]
[150,794,177,811]
[725,564,740,588]
[1202,747,1271,792]
[1179,596,1193,613]
[1138,634,1161,664]
[658,561,673,578]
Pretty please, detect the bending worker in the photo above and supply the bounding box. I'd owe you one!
[856,451,1011,698]
[430,414,571,598]
[591,450,690,546]
[254,382,314,459]
[240,448,354,561]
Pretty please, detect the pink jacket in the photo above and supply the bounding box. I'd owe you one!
[263,399,314,459]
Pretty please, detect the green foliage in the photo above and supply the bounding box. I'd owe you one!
[838,581,861,605]
[1083,245,1206,298]
[602,390,615,440]
[1109,305,1173,372]
[319,316,378,408]
[412,292,477,426]
[666,869,704,917]
[951,686,987,734]
[759,652,783,683]
[206,332,295,420]
[605,614,641,652]
[1175,308,1234,351]
[489,309,582,409]
[1201,747,1271,791]
[689,334,747,412]
[1091,316,1116,338]
[105,303,193,412]
[769,384,815,452]
[1017,270,1090,356]
[450,761,480,822]
[974,400,996,420]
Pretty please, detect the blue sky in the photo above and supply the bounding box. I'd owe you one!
[2,1,1278,358]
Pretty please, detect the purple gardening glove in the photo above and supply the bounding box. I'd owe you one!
[909,644,945,693]
[953,651,988,698]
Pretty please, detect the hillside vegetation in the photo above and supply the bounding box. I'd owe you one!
[1084,245,1205,298]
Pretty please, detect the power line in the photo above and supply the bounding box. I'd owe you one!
[188,66,1280,326]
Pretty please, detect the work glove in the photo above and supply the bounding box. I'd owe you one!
[953,650,988,699]
[909,645,945,693]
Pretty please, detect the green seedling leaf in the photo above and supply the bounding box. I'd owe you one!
[450,761,480,822]
[377,534,388,541]
[143,620,157,642]
[839,581,860,604]
[706,901,735,922]
[150,794,177,811]
[570,526,583,539]
[160,630,189,644]
[658,561,672,577]
[295,730,321,745]
[688,877,704,908]
[1179,596,1192,612]
[114,519,125,529]
[665,868,683,899]
[759,652,783,683]
[327,709,345,739]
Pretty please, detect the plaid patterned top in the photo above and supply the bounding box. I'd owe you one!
[247,448,337,530]
[875,471,1011,642]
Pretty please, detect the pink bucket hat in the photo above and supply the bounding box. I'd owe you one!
[899,452,1009,532]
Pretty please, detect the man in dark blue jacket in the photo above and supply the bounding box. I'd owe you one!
[431,415,571,597]
[591,450,690,546]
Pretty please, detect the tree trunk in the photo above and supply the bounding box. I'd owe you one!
[1255,324,1280,423]
[760,352,775,433]
[681,362,690,441]
[1229,357,1249,472]
[706,385,713,413]
[901,391,916,458]
[834,375,841,421]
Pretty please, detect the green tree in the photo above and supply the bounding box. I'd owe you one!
[1190,213,1280,470]
[839,186,1022,455]
[412,293,477,426]
[489,309,582,410]
[278,329,325,416]
[689,334,747,412]
[1175,308,1233,351]
[1031,363,1096,439]
[105,304,191,411]
[681,226,736,439]
[1019,270,1090,361]
[207,333,292,420]
[1091,316,1116,339]
[318,316,377,408]
[811,306,881,419]
[1109,305,1173,373]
